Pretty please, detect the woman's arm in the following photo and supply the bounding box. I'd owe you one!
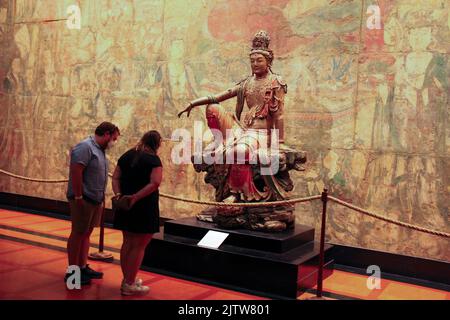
[178,85,239,118]
[112,165,121,196]
[130,166,163,207]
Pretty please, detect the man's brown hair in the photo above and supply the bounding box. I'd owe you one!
[95,122,120,136]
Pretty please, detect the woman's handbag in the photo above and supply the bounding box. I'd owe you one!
[112,195,133,212]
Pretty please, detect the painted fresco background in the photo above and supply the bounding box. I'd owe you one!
[0,0,448,261]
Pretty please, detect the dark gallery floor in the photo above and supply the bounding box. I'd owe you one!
[0,208,448,300]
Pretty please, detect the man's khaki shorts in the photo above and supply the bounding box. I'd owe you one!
[69,199,103,233]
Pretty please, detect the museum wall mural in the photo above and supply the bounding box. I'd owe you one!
[0,0,448,261]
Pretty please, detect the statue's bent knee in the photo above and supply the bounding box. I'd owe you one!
[206,104,222,130]
[205,103,222,116]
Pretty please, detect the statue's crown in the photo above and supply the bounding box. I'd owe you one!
[251,30,271,51]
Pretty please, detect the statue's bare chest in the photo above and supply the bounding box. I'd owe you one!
[244,76,272,109]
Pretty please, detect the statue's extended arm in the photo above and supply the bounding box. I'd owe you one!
[178,86,239,118]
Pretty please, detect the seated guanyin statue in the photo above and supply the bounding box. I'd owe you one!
[178,31,306,232]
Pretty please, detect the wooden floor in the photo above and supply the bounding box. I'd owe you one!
[0,208,448,300]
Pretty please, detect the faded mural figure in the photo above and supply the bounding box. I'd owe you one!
[0,4,29,195]
[361,14,449,256]
[394,27,433,152]
[392,25,447,226]
[94,1,136,133]
[154,39,199,138]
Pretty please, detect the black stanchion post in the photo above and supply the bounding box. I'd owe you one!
[317,188,328,298]
[99,206,105,252]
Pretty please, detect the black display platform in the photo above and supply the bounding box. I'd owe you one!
[143,217,334,299]
[164,218,315,253]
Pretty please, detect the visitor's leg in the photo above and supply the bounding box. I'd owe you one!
[120,231,130,281]
[79,227,94,268]
[67,229,85,267]
[125,234,152,285]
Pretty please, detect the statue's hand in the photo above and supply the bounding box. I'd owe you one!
[178,104,193,118]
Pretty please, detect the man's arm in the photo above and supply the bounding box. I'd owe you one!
[69,142,92,203]
[70,163,85,204]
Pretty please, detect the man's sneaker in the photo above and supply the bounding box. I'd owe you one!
[64,270,91,286]
[121,281,149,296]
[82,264,103,279]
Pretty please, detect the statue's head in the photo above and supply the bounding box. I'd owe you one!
[249,30,273,76]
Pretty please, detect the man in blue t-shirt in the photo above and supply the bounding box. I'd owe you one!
[65,122,120,286]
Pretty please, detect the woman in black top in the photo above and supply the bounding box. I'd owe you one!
[112,130,163,296]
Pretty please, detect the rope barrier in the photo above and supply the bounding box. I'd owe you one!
[328,196,450,239]
[0,168,449,238]
[0,169,68,183]
[109,171,322,207]
[159,192,321,207]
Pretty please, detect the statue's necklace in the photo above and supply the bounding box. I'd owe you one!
[247,75,272,96]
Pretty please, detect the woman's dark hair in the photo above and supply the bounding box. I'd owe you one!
[131,130,161,167]
[136,130,162,154]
